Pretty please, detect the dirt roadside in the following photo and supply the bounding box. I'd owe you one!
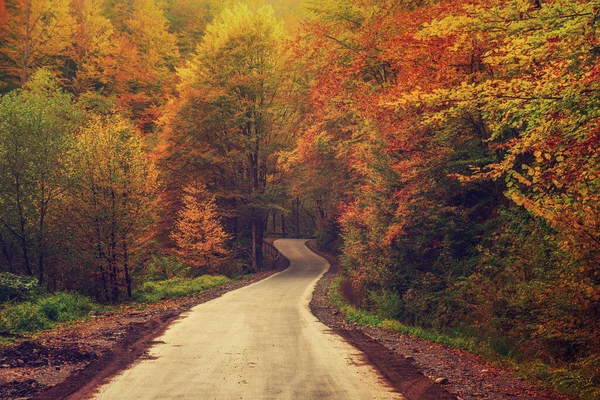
[306,240,568,400]
[0,258,288,400]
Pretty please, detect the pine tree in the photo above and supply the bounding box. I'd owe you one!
[171,184,230,273]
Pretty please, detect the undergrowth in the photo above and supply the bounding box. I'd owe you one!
[328,277,600,400]
[132,275,231,303]
[0,292,97,335]
[0,275,233,338]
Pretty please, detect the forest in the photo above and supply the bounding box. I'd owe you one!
[0,0,599,397]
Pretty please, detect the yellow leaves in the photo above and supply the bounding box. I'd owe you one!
[3,0,75,84]
[70,0,115,93]
[199,4,284,61]
[127,0,179,70]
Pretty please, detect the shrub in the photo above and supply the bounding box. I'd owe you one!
[316,219,342,254]
[37,292,95,322]
[145,255,190,281]
[0,273,41,303]
[0,292,97,335]
[0,303,51,334]
[369,290,402,320]
[133,275,230,303]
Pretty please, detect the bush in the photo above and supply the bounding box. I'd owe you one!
[145,255,190,281]
[37,292,95,322]
[133,275,231,303]
[316,219,342,254]
[0,292,97,335]
[0,273,41,303]
[369,290,402,320]
[0,303,51,334]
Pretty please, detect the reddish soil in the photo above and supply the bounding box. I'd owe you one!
[0,259,286,400]
[306,240,569,400]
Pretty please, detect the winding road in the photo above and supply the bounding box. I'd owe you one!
[93,239,401,399]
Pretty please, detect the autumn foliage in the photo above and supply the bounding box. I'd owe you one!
[171,184,230,273]
[0,0,599,396]
[291,0,600,396]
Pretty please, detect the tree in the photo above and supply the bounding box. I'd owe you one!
[1,0,75,85]
[171,184,230,272]
[0,69,80,283]
[163,4,295,270]
[69,0,115,95]
[125,0,179,74]
[65,114,157,301]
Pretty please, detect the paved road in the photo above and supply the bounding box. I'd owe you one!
[94,239,400,400]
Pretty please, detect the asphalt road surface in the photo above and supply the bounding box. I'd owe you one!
[94,239,401,400]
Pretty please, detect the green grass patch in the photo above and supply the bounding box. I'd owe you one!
[132,275,231,303]
[0,292,98,335]
[328,276,600,400]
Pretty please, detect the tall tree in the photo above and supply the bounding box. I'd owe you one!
[1,0,75,85]
[65,114,158,300]
[69,0,115,95]
[0,69,80,283]
[163,4,295,270]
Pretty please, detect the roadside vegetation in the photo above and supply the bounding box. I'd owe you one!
[0,272,233,339]
[132,276,230,303]
[0,0,598,398]
[329,277,599,399]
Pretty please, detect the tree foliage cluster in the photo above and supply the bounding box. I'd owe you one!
[1,0,599,395]
[291,0,600,394]
[0,0,305,301]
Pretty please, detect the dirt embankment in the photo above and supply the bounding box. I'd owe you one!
[0,264,285,400]
[306,240,567,400]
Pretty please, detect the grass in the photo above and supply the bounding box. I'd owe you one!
[0,274,233,338]
[132,275,231,303]
[328,277,480,352]
[328,277,600,400]
[0,292,98,336]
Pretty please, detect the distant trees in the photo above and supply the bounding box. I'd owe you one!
[162,4,297,270]
[1,0,75,85]
[69,0,115,95]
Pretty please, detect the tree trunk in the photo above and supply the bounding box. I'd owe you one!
[36,211,45,285]
[123,240,132,299]
[251,214,264,272]
[295,198,300,238]
[0,233,14,273]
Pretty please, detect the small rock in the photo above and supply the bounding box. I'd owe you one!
[405,356,415,361]
[481,369,488,373]
[435,377,449,384]
[1,364,10,368]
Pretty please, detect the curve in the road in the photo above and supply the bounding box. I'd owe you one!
[93,239,402,400]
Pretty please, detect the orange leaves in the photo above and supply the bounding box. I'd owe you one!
[171,184,230,271]
[2,0,75,85]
